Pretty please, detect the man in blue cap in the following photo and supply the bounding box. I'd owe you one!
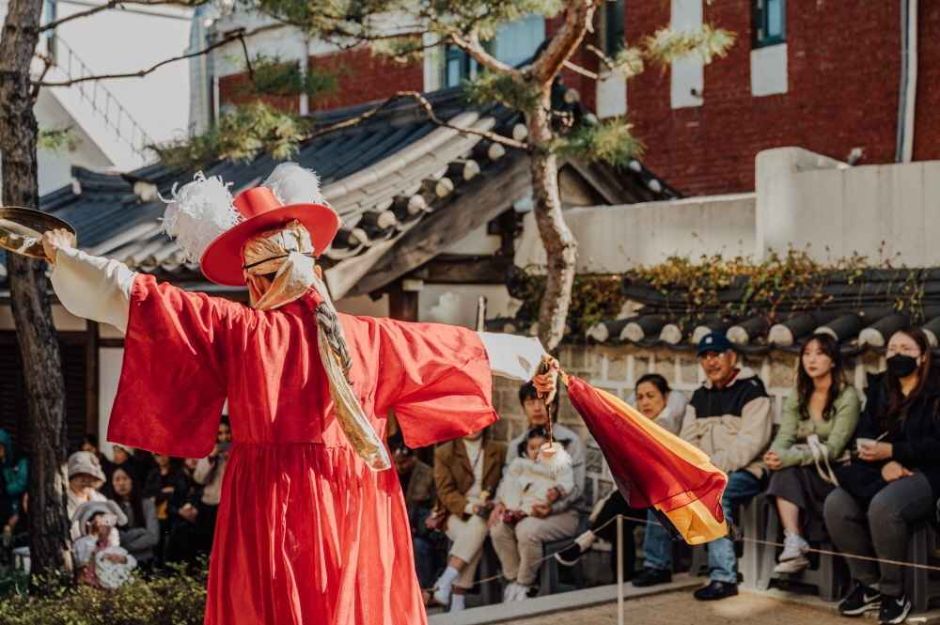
[632,331,772,601]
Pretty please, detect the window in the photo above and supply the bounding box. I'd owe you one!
[443,45,479,88]
[753,0,785,48]
[603,0,625,56]
[441,16,545,88]
[42,0,57,60]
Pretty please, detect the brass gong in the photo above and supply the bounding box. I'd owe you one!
[0,206,76,260]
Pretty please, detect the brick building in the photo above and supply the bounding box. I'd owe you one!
[625,0,940,196]
[192,1,940,198]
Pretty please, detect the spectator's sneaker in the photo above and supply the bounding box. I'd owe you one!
[778,532,809,562]
[838,581,881,616]
[631,567,672,587]
[432,586,452,609]
[555,543,584,567]
[693,580,738,601]
[502,581,518,601]
[878,595,911,625]
[773,555,810,574]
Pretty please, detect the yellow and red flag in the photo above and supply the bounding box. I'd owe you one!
[565,375,728,545]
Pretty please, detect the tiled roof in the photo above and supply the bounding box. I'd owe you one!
[580,270,940,355]
[1,87,678,293]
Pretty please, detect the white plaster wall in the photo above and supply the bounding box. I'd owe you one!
[444,223,501,255]
[751,43,788,96]
[34,88,113,193]
[419,284,519,327]
[515,194,756,272]
[755,147,940,265]
[54,0,194,144]
[670,0,704,109]
[97,347,123,457]
[596,71,627,119]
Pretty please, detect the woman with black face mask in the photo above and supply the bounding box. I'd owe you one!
[824,329,940,625]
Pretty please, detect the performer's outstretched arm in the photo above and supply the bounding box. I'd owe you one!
[43,229,134,333]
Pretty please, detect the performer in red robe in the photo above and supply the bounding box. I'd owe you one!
[43,164,548,625]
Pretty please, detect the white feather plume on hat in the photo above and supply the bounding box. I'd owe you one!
[162,172,241,263]
[263,162,325,206]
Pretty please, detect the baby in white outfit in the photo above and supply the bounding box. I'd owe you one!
[498,427,574,517]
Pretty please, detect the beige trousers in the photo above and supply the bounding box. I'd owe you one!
[445,514,488,589]
[490,509,579,585]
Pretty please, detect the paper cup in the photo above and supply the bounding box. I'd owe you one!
[855,438,875,452]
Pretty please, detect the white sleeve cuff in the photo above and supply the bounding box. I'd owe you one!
[477,332,548,381]
[50,247,135,334]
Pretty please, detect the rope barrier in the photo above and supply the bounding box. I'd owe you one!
[428,509,940,600]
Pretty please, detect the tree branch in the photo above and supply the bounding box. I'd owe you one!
[395,90,528,151]
[447,30,520,77]
[30,52,54,101]
[40,0,204,32]
[562,60,598,80]
[531,0,602,84]
[34,24,279,87]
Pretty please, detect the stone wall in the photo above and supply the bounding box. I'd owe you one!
[490,343,886,508]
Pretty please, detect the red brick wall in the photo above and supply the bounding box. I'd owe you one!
[308,47,423,110]
[623,1,938,196]
[218,71,300,113]
[218,46,423,113]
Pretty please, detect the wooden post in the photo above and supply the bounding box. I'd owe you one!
[388,280,420,322]
[85,321,99,440]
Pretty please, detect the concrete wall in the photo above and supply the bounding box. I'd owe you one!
[514,193,755,273]
[756,147,940,265]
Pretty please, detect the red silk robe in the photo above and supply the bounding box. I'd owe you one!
[108,275,498,625]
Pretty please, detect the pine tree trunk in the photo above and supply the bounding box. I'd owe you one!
[0,0,71,578]
[527,94,577,351]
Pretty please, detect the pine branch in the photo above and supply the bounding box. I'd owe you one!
[40,0,205,32]
[396,90,529,151]
[34,24,279,87]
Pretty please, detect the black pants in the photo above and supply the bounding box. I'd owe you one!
[824,473,934,597]
[591,490,645,580]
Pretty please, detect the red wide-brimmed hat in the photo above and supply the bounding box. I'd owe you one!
[199,185,340,287]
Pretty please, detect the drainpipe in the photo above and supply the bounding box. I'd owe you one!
[896,0,918,162]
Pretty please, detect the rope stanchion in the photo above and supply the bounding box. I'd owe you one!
[616,514,624,625]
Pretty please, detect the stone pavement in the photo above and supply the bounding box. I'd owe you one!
[503,590,853,625]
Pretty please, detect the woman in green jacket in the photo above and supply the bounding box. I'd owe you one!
[763,333,860,574]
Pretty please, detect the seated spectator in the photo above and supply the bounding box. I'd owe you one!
[107,467,159,568]
[67,451,109,540]
[193,418,231,551]
[825,329,940,625]
[389,433,442,590]
[144,454,186,564]
[764,334,859,574]
[489,382,585,601]
[634,332,772,601]
[72,500,136,589]
[109,444,142,483]
[81,433,113,478]
[0,429,27,529]
[430,427,506,613]
[164,458,204,565]
[556,374,687,579]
